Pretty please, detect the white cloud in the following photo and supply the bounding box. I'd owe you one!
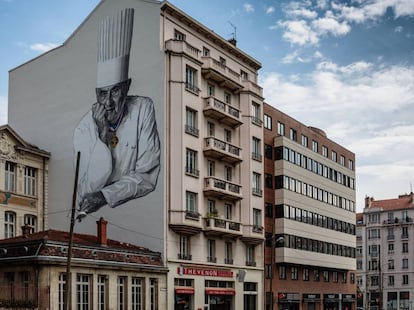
[266,6,275,15]
[311,17,351,36]
[282,49,324,64]
[243,3,254,13]
[287,8,318,19]
[29,42,59,53]
[277,20,319,46]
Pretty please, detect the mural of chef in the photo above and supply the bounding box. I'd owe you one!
[73,8,160,216]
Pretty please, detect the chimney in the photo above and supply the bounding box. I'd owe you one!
[97,217,108,246]
[228,38,237,46]
[365,196,370,208]
[21,224,31,237]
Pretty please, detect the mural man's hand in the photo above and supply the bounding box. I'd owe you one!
[92,102,109,143]
[79,191,107,214]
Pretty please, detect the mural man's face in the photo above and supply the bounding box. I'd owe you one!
[96,79,131,124]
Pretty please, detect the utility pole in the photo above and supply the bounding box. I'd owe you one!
[65,151,80,310]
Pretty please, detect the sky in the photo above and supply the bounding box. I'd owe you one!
[0,0,413,211]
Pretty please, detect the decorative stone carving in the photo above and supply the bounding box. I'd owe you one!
[0,133,17,161]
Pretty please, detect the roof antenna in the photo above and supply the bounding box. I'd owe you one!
[228,21,237,46]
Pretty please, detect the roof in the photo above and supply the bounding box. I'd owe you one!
[367,193,414,212]
[0,229,164,269]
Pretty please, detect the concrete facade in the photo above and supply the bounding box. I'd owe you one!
[263,104,357,310]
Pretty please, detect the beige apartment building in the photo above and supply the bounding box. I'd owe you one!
[263,105,357,310]
[8,1,264,309]
[357,194,414,310]
[0,125,50,239]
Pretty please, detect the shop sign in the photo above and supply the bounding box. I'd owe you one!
[278,292,300,303]
[303,293,321,302]
[175,287,195,294]
[205,289,235,295]
[177,266,233,277]
[324,294,340,302]
[342,294,355,301]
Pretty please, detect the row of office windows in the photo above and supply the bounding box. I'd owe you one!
[5,161,37,196]
[266,265,355,284]
[58,273,158,310]
[4,212,37,238]
[273,175,356,212]
[369,274,411,286]
[268,233,356,258]
[263,115,354,170]
[267,203,355,236]
[271,146,355,190]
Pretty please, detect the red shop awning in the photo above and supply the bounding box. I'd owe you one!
[175,287,195,295]
[205,289,236,295]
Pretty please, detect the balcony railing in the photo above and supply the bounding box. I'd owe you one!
[204,177,242,201]
[204,137,242,164]
[251,116,262,126]
[185,124,199,137]
[252,152,262,162]
[185,166,199,178]
[178,253,192,260]
[185,82,200,95]
[207,256,217,263]
[246,261,257,267]
[165,39,200,61]
[252,187,263,197]
[203,96,242,128]
[201,56,243,91]
[204,217,242,238]
[224,258,233,265]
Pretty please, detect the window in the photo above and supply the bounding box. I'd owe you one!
[252,172,262,196]
[185,149,198,177]
[224,129,232,143]
[150,279,158,310]
[252,137,262,161]
[289,128,297,141]
[240,70,248,80]
[291,267,298,280]
[342,272,347,283]
[402,258,409,269]
[265,203,273,218]
[131,277,143,310]
[253,209,262,231]
[301,135,308,147]
[388,259,395,270]
[348,159,354,170]
[185,191,197,214]
[264,114,272,130]
[207,160,215,176]
[76,274,91,310]
[246,246,255,266]
[24,215,37,233]
[117,276,127,310]
[179,235,191,260]
[203,47,210,57]
[224,203,232,220]
[265,265,272,279]
[388,275,394,286]
[97,275,107,310]
[207,83,215,96]
[340,155,345,166]
[402,274,409,285]
[402,242,408,253]
[24,167,37,196]
[350,273,355,284]
[265,144,273,159]
[313,269,319,282]
[207,121,215,136]
[219,57,226,66]
[207,239,216,262]
[4,211,15,238]
[58,273,66,310]
[278,122,285,136]
[332,271,338,283]
[322,146,328,157]
[185,65,198,94]
[185,108,198,137]
[265,173,273,189]
[251,102,262,125]
[312,140,318,153]
[224,92,231,104]
[174,29,185,41]
[225,166,232,181]
[331,151,337,162]
[323,271,329,282]
[225,242,233,264]
[5,161,15,192]
[303,269,309,281]
[279,266,286,279]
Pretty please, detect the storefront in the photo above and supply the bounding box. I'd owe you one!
[278,292,300,310]
[341,294,355,310]
[175,287,194,310]
[323,294,340,310]
[205,288,235,310]
[303,294,321,310]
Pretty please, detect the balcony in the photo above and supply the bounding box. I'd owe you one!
[203,217,243,239]
[224,258,234,265]
[178,253,192,260]
[165,39,201,62]
[203,177,242,201]
[246,261,257,267]
[251,152,262,162]
[240,225,264,245]
[203,96,242,128]
[185,166,199,178]
[201,56,243,91]
[204,137,242,164]
[207,256,217,263]
[241,79,263,97]
[169,210,202,236]
[252,187,263,197]
[185,124,199,137]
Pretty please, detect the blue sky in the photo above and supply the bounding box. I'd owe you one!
[1,0,414,211]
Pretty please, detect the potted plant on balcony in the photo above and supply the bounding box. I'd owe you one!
[206,209,218,218]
